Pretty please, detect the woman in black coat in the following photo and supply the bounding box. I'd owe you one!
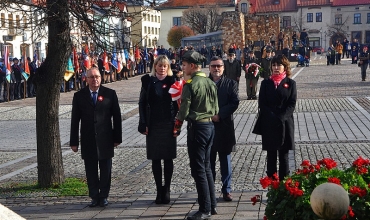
[258,55,297,181]
[138,55,178,204]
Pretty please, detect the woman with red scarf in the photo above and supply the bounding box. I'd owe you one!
[258,55,297,181]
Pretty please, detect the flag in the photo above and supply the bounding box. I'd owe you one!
[21,47,30,81]
[73,47,79,73]
[117,53,123,73]
[153,47,158,59]
[102,50,110,72]
[64,57,74,81]
[124,49,129,60]
[144,46,148,61]
[135,46,140,60]
[82,45,91,69]
[24,48,30,75]
[111,48,118,70]
[168,80,186,108]
[120,49,126,64]
[4,46,12,83]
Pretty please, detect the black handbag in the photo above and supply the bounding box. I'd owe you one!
[252,109,262,135]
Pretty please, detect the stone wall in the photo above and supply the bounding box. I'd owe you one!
[221,12,295,52]
[221,11,245,53]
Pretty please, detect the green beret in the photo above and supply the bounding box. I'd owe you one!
[182,51,206,65]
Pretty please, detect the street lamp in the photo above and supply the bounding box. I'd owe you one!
[324,31,327,53]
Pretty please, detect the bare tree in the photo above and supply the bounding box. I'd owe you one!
[182,4,223,34]
[0,0,158,187]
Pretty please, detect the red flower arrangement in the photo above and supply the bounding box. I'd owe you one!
[256,157,370,220]
[98,96,104,102]
[245,63,262,77]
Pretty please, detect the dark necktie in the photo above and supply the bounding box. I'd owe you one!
[92,92,97,105]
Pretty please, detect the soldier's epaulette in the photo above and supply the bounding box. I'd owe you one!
[186,79,192,83]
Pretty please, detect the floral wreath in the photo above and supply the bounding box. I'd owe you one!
[245,63,262,77]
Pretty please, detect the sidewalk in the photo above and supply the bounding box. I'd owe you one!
[1,56,370,219]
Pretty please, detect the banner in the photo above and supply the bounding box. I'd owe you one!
[82,45,91,69]
[4,46,12,83]
[64,57,74,81]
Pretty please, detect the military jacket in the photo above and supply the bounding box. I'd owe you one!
[177,71,219,121]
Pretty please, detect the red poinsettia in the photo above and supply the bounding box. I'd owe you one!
[251,195,260,205]
[328,177,341,185]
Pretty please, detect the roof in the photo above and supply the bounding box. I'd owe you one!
[332,0,370,6]
[182,30,223,40]
[249,0,297,13]
[297,0,332,7]
[159,0,236,9]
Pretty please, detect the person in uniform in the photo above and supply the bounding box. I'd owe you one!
[173,51,219,220]
[138,55,178,204]
[260,49,273,80]
[70,67,122,207]
[358,46,370,81]
[208,56,239,202]
[243,51,260,100]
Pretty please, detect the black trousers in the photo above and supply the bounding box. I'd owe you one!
[266,149,289,181]
[187,121,216,213]
[84,158,112,199]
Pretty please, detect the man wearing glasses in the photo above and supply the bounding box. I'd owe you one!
[70,67,122,208]
[209,56,239,202]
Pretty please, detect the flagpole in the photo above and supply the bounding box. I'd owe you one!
[23,46,27,99]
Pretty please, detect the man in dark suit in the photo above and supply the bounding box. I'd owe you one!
[70,67,122,207]
[209,56,239,202]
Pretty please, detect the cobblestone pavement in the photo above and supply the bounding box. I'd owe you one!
[1,56,370,219]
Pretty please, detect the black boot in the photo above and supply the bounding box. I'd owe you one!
[155,186,162,204]
[162,185,170,204]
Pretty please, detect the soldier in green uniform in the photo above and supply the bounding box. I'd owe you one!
[173,51,219,220]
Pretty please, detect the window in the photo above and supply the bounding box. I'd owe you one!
[367,13,370,23]
[16,15,20,28]
[354,13,361,24]
[0,13,5,28]
[144,26,147,34]
[335,14,342,24]
[316,12,322,22]
[23,17,27,28]
[8,14,14,28]
[241,3,248,14]
[158,16,161,22]
[366,31,370,44]
[155,16,157,23]
[173,17,181,26]
[282,16,291,28]
[352,31,361,42]
[307,13,313,22]
[142,13,146,21]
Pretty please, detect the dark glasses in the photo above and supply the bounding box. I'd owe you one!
[210,64,224,68]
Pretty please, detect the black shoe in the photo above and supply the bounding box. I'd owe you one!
[211,208,218,215]
[247,96,251,100]
[99,198,108,207]
[162,186,170,204]
[155,187,162,204]
[223,193,233,201]
[252,96,257,100]
[89,198,99,207]
[187,211,211,220]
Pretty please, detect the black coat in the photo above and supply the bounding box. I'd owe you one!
[259,77,296,151]
[70,86,122,160]
[210,75,239,154]
[138,74,178,160]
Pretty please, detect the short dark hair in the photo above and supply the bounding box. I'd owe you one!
[210,56,223,62]
[271,55,292,78]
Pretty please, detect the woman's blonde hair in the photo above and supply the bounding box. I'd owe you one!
[150,55,173,77]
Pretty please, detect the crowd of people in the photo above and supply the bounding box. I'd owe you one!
[68,46,297,220]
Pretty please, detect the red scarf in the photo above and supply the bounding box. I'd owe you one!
[270,72,286,88]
